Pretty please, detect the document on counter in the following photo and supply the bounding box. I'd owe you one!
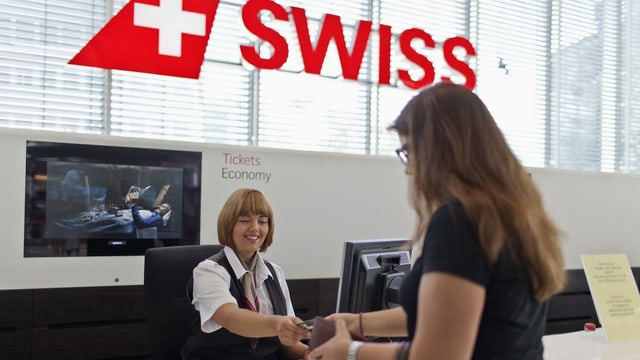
[581,254,640,342]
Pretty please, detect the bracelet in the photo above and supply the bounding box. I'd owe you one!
[347,341,364,360]
[394,341,410,360]
[358,312,364,337]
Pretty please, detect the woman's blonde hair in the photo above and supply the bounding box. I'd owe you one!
[389,82,565,301]
[217,188,275,253]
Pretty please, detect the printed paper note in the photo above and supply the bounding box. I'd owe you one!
[581,254,640,342]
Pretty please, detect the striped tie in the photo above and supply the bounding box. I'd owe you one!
[242,271,260,349]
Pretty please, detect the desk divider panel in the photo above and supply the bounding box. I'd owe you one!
[545,267,640,335]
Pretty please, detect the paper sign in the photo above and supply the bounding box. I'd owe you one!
[581,254,640,342]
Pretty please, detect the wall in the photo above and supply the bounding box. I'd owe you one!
[0,129,413,289]
[0,128,639,290]
[533,168,640,269]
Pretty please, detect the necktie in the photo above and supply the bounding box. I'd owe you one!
[242,261,260,349]
[242,271,260,313]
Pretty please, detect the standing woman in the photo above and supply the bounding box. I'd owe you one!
[310,82,566,360]
[182,188,309,360]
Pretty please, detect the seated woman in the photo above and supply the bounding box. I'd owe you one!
[181,188,310,360]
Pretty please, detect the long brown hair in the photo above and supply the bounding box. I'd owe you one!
[217,188,275,253]
[389,82,565,300]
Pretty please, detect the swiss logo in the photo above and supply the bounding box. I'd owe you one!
[70,0,476,89]
[69,0,220,79]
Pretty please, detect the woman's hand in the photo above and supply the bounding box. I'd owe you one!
[327,312,362,337]
[277,316,310,346]
[308,318,353,360]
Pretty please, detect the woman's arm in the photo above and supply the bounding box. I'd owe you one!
[279,341,309,360]
[331,307,407,338]
[213,303,308,343]
[308,318,403,360]
[193,258,305,342]
[194,256,309,347]
[309,272,485,360]
[407,272,485,360]
[360,307,407,338]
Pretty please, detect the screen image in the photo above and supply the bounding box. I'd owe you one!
[24,140,202,257]
[336,239,411,314]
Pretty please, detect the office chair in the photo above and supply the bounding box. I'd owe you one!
[144,244,223,360]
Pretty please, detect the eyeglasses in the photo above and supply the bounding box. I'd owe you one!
[395,145,409,165]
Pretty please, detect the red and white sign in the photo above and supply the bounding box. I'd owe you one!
[70,0,476,89]
[69,0,218,79]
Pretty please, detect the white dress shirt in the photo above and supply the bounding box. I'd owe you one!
[191,246,296,333]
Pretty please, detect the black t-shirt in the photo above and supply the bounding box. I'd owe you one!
[400,200,547,360]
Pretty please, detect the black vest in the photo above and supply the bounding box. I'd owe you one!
[181,250,288,360]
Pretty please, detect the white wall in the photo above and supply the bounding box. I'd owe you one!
[532,168,640,269]
[0,129,638,290]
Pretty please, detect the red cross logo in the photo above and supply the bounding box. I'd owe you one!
[69,0,220,79]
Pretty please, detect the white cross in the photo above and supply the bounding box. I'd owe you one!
[133,0,206,57]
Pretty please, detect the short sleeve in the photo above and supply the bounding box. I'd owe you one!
[421,202,492,286]
[192,259,238,333]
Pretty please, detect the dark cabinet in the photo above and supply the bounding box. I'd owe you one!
[0,280,337,359]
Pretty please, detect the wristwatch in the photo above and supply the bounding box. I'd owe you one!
[347,341,364,360]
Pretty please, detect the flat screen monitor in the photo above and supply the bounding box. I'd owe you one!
[24,140,202,257]
[336,239,411,314]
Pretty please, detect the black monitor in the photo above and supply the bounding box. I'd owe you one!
[336,239,412,313]
[24,140,202,257]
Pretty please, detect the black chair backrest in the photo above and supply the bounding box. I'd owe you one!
[144,244,224,360]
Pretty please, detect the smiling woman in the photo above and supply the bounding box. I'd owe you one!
[216,189,275,255]
[182,188,310,360]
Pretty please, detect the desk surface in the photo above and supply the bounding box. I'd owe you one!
[543,328,640,359]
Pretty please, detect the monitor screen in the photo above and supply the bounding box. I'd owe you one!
[24,140,202,257]
[336,239,411,314]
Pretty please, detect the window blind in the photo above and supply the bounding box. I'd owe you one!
[257,0,373,154]
[0,0,106,132]
[620,0,640,173]
[2,0,640,175]
[376,0,468,155]
[471,0,549,168]
[549,0,620,172]
[109,1,251,144]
